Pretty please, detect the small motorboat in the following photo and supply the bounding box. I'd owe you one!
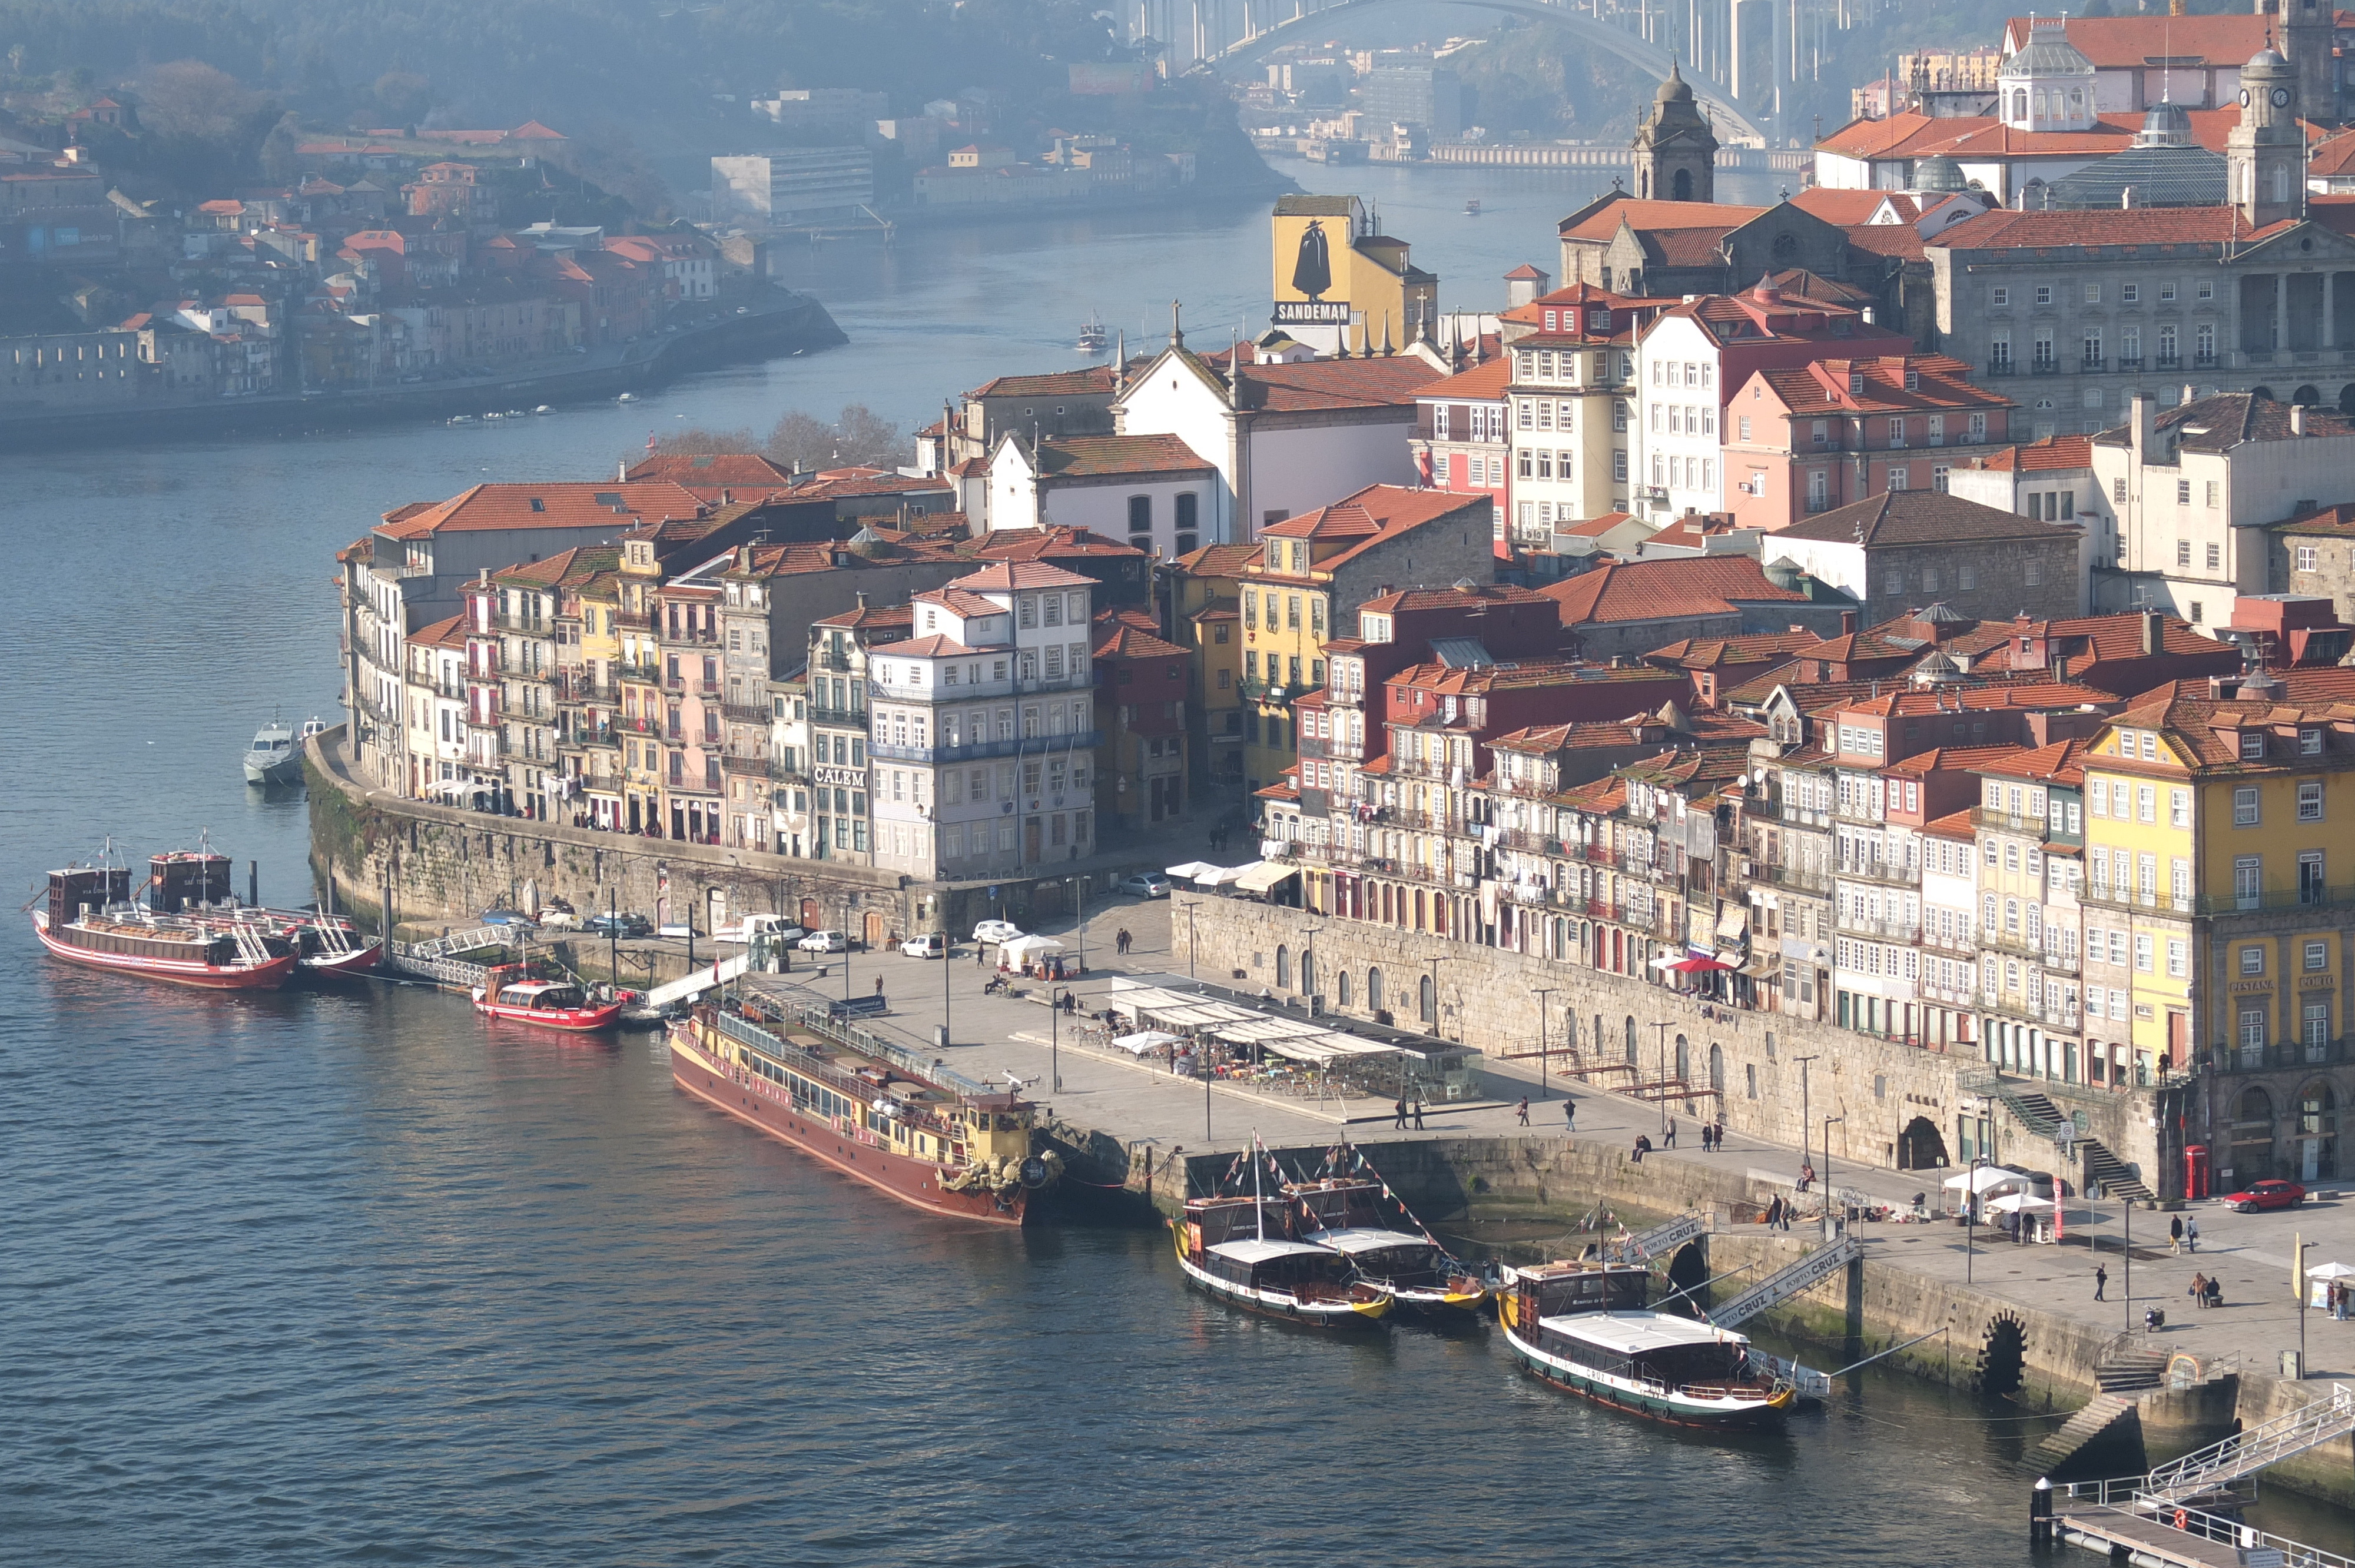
[472,964,628,1032]
[447,414,476,426]
[1465,198,1481,217]
[243,713,302,785]
[617,392,638,403]
[534,404,554,414]
[1077,314,1109,354]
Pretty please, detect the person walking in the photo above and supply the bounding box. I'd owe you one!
[2170,1215,2184,1255]
[1515,1097,1531,1127]
[1713,1119,1726,1152]
[874,975,885,998]
[2185,1217,2200,1254]
[1392,1097,1408,1131]
[1563,1095,1577,1132]
[2094,1263,2108,1301]
[2190,1273,2209,1311]
[1664,1116,1677,1150]
[1116,928,1132,956]
[1411,1098,1426,1131]
[1764,1195,1782,1230]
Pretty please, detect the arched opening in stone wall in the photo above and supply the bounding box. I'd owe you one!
[1368,968,1384,1015]
[1664,1241,1709,1316]
[1709,1042,1725,1097]
[1418,972,1435,1024]
[1897,1116,1950,1171]
[1299,951,1316,996]
[1336,969,1352,1008]
[1273,945,1290,989]
[1624,1016,1638,1065]
[1674,1034,1690,1088]
[1976,1314,2027,1397]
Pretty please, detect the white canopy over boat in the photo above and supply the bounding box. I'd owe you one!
[1305,1226,1429,1254]
[1544,1311,1743,1354]
[1207,1237,1334,1265]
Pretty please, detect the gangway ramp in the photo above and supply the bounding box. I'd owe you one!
[1710,1234,1862,1329]
[644,955,748,1010]
[2141,1381,2355,1504]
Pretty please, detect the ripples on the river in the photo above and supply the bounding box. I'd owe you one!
[0,981,2067,1566]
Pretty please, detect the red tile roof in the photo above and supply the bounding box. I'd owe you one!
[1975,435,2094,473]
[1776,489,2077,546]
[1932,205,2296,251]
[1558,197,1768,245]
[1543,556,1808,626]
[1030,433,1213,477]
[1355,582,1554,613]
[407,613,467,650]
[947,560,1097,592]
[812,603,915,630]
[2003,12,2270,68]
[966,365,1121,400]
[1749,354,2012,416]
[871,633,980,658]
[1225,355,1442,411]
[1093,622,1188,659]
[625,453,795,486]
[1415,358,1512,400]
[377,481,706,539]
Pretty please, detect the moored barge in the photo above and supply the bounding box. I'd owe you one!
[1498,1261,1793,1429]
[31,862,297,989]
[667,998,1057,1224]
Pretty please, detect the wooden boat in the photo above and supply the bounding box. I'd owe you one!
[472,964,628,1031]
[666,998,1058,1224]
[1285,1172,1488,1314]
[1497,1261,1794,1429]
[1173,1139,1393,1327]
[145,846,382,979]
[31,863,297,990]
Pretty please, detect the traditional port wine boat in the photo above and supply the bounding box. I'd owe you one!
[668,996,1059,1224]
[1285,1170,1488,1315]
[472,964,628,1031]
[145,846,383,979]
[1497,1261,1794,1429]
[1173,1140,1393,1327]
[31,862,298,989]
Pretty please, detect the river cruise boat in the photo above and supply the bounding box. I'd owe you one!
[1286,1176,1487,1315]
[668,998,1059,1224]
[1174,1160,1393,1327]
[32,863,298,989]
[1076,314,1107,353]
[1498,1261,1794,1429]
[472,964,628,1031]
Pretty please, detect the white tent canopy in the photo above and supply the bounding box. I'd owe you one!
[1986,1193,2055,1214]
[2307,1261,2355,1281]
[1943,1166,2028,1195]
[1165,862,1221,881]
[999,934,1066,964]
[1113,1029,1185,1054]
[1230,861,1298,894]
[1190,865,1244,887]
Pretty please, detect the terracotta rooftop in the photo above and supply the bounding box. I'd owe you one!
[812,603,915,631]
[377,481,705,540]
[1356,582,1555,614]
[1028,433,1213,478]
[1543,556,1808,626]
[1093,621,1189,660]
[624,452,795,486]
[1775,489,2078,546]
[870,633,980,659]
[1249,484,1488,573]
[1175,542,1262,579]
[947,560,1097,593]
[1415,358,1512,400]
[1932,204,2297,251]
[1976,435,2095,473]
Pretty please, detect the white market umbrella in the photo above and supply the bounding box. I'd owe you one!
[1943,1167,2024,1195]
[2307,1261,2355,1281]
[1986,1193,2055,1214]
[1000,934,1066,965]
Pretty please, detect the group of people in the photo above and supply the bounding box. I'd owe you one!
[1391,1097,1427,1131]
[2168,1214,2201,1254]
[2187,1272,2225,1310]
[1511,1095,1577,1130]
[1760,1194,1797,1231]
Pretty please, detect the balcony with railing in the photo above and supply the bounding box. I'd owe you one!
[1983,358,2016,377]
[808,705,865,727]
[2195,882,2355,916]
[867,729,1103,765]
[1747,860,1832,894]
[1836,912,1921,943]
[1837,857,1921,888]
[2225,1033,2355,1072]
[1981,928,2080,973]
[2084,883,2194,915]
[1983,988,2082,1032]
[721,753,774,779]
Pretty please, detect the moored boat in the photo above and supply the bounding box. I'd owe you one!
[1076,314,1108,353]
[471,964,628,1031]
[1497,1261,1793,1429]
[146,845,380,979]
[666,997,1058,1224]
[1286,1170,1487,1314]
[243,713,301,785]
[1173,1138,1393,1327]
[31,862,298,989]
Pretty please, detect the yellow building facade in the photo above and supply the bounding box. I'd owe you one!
[1271,194,1438,353]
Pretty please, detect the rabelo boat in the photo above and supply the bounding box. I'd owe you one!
[1497,1260,1794,1429]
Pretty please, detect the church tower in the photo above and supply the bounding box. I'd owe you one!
[1633,64,1717,204]
[2279,0,2339,124]
[2228,45,2303,227]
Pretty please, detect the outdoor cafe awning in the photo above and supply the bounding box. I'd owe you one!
[1113,1030,1185,1054]
[1165,861,1221,881]
[1230,861,1299,894]
[1663,955,1734,975]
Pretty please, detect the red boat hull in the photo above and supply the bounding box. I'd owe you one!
[474,995,625,1031]
[31,913,298,990]
[668,1026,1029,1225]
[300,941,384,978]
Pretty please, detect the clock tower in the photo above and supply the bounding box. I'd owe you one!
[2227,46,2302,228]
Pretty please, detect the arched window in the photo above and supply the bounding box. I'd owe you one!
[1675,1034,1691,1085]
[1300,950,1316,996]
[1368,968,1384,1014]
[2012,90,2028,121]
[1126,494,1152,537]
[1419,972,1435,1023]
[1563,1013,1578,1057]
[1336,969,1352,1008]
[1709,1042,1726,1096]
[1274,944,1290,989]
[1625,1016,1639,1065]
[1672,167,1693,201]
[2274,165,2291,205]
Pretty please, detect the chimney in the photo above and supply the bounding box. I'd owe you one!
[2130,392,2154,467]
[855,590,868,610]
[2293,403,2309,436]
[1840,610,1858,635]
[2141,607,2164,656]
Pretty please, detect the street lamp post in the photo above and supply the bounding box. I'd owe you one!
[1533,988,1558,1099]
[1793,1054,1821,1200]
[1301,925,1322,1007]
[1966,1154,1988,1283]
[1066,875,1087,976]
[843,898,854,1001]
[1822,1116,1844,1241]
[1651,1022,1674,1132]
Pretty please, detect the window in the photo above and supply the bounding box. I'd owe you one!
[2170,789,2190,828]
[2300,780,2324,821]
[2303,729,2324,756]
[2161,281,2177,302]
[1992,286,2009,306]
[2309,941,2330,972]
[2298,545,2320,572]
[2197,281,2214,301]
[2135,934,2154,972]
[2122,283,2138,304]
[2035,285,2054,305]
[2177,480,2192,506]
[2084,283,2101,304]
[2242,732,2265,761]
[2177,540,2192,567]
[2243,945,2267,976]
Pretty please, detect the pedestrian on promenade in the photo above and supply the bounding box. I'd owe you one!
[1515,1097,1530,1126]
[2185,1217,2200,1253]
[2094,1263,2108,1301]
[1116,928,1132,955]
[1564,1096,1577,1132]
[1763,1195,1782,1229]
[1631,1134,1650,1164]
[2170,1215,2184,1255]
[1713,1119,1726,1151]
[1412,1099,1426,1131]
[1393,1098,1408,1130]
[2190,1274,2208,1310]
[1797,1162,1815,1192]
[1664,1117,1677,1150]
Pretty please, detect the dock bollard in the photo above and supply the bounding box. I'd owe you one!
[2029,1476,2053,1550]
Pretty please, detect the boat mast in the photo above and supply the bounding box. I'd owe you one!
[1253,1131,1264,1243]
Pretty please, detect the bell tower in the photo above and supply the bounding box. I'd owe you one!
[2228,45,2303,227]
[1633,64,1717,204]
[2281,0,2339,122]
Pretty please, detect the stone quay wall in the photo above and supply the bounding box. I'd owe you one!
[304,726,1143,941]
[1176,894,2165,1185]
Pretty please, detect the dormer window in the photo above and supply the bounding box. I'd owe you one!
[1905,370,1921,392]
[2242,731,2265,760]
[2303,729,2323,755]
[1267,542,1283,570]
[1848,373,1865,395]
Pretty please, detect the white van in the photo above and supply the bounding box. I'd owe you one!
[715,912,806,945]
[900,931,948,959]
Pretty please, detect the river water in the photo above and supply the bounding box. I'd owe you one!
[0,160,2318,1563]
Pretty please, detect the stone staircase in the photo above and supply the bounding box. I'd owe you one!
[2030,1392,2138,1473]
[2092,1345,2169,1394]
[1962,1070,2154,1202]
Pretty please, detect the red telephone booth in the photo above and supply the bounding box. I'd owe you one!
[2184,1145,2212,1200]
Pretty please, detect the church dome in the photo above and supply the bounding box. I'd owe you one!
[1913,154,1966,192]
[2245,45,2292,77]
[2137,101,2193,147]
[1656,62,1696,102]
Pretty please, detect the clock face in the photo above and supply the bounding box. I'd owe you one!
[2241,88,2254,107]
[2274,86,2293,105]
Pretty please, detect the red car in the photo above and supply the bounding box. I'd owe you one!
[2222,1179,2307,1212]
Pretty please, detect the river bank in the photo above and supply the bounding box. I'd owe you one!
[0,288,844,454]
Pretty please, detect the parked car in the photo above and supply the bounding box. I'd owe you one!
[901,932,948,959]
[973,919,1024,944]
[799,929,849,952]
[2223,1179,2307,1212]
[537,900,579,929]
[715,913,804,945]
[1117,873,1171,898]
[585,912,652,938]
[658,922,696,939]
[480,908,536,928]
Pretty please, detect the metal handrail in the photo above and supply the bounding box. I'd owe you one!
[2142,1381,2355,1502]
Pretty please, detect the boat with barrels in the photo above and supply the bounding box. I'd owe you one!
[666,995,1059,1225]
[31,860,298,989]
[1285,1171,1488,1315]
[1497,1260,1794,1429]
